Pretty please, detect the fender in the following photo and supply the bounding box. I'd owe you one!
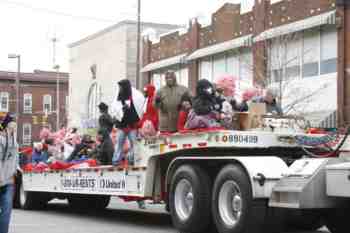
[165,156,289,198]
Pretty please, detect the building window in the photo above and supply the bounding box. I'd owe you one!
[87,83,100,120]
[303,29,320,78]
[0,92,9,112]
[151,66,189,90]
[22,123,32,145]
[199,57,212,81]
[320,25,337,75]
[43,95,52,114]
[23,93,32,114]
[212,54,226,82]
[268,25,337,83]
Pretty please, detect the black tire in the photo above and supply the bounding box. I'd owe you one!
[169,165,212,233]
[325,206,349,233]
[286,210,324,231]
[211,164,255,233]
[68,195,110,211]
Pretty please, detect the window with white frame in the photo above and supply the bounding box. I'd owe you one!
[0,92,9,112]
[303,29,320,78]
[43,94,52,113]
[321,25,337,75]
[22,123,32,145]
[267,25,337,83]
[151,66,189,90]
[23,93,32,113]
[199,49,253,95]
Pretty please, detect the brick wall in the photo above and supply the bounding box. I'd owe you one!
[0,71,69,146]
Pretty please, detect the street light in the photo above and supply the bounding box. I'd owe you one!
[53,64,60,131]
[7,54,21,119]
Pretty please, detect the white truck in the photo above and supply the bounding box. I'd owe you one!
[13,117,350,233]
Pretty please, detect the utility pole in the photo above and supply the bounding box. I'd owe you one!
[52,37,60,131]
[8,54,21,142]
[136,0,141,89]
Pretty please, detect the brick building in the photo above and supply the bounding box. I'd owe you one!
[0,70,69,146]
[142,0,346,127]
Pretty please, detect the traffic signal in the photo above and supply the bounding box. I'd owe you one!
[42,115,48,125]
[32,116,38,124]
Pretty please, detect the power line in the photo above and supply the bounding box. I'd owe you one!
[0,0,133,23]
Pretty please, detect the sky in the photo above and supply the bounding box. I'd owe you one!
[0,0,254,73]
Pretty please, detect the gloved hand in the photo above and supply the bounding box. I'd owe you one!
[122,104,129,112]
[155,96,162,104]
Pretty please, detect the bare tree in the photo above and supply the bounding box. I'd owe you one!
[238,32,328,117]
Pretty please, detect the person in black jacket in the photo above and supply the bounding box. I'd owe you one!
[185,79,221,129]
[95,128,114,165]
[112,79,142,166]
[98,102,114,134]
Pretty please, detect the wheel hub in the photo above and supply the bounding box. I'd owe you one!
[218,180,243,228]
[174,179,194,221]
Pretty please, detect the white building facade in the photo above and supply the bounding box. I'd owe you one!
[68,20,180,129]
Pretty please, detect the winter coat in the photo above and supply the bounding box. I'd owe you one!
[98,112,114,133]
[139,84,159,131]
[0,130,18,187]
[154,82,190,132]
[192,79,219,116]
[96,129,114,165]
[111,79,145,130]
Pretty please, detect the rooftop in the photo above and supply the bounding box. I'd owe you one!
[0,70,69,83]
[69,20,181,48]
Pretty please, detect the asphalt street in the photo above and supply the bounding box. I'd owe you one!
[9,198,330,233]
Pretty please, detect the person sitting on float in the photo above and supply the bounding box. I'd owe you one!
[185,79,222,130]
[252,88,283,115]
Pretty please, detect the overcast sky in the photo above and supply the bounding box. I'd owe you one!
[0,0,254,73]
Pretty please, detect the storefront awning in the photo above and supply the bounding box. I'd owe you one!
[186,34,253,61]
[141,53,187,73]
[254,10,336,42]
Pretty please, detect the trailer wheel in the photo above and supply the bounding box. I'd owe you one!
[19,182,48,210]
[169,165,212,233]
[212,164,253,233]
[325,207,349,233]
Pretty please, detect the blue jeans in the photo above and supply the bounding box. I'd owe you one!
[112,129,137,165]
[0,184,13,233]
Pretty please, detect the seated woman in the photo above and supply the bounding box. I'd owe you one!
[185,79,221,130]
[177,93,192,131]
[32,143,48,164]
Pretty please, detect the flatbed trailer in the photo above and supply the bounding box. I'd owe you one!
[14,128,350,233]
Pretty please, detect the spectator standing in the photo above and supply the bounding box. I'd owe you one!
[0,112,18,233]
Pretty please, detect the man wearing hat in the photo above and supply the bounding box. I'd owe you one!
[0,112,18,233]
[98,102,113,134]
